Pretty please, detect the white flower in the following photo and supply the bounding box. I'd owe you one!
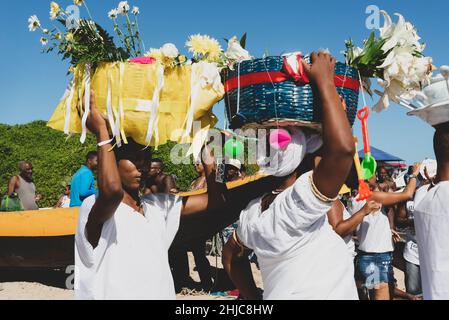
[198,61,222,92]
[379,11,422,53]
[28,15,41,32]
[352,46,364,60]
[40,37,48,46]
[50,2,60,20]
[43,28,49,34]
[161,43,179,58]
[108,9,118,19]
[132,6,140,15]
[225,36,252,62]
[117,1,130,14]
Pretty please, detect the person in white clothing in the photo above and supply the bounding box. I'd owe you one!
[396,183,430,298]
[222,52,358,300]
[74,91,278,300]
[414,122,449,300]
[350,163,421,300]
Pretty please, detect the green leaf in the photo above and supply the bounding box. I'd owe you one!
[240,32,247,49]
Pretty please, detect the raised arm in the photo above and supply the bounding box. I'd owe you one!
[370,163,421,206]
[327,200,380,238]
[302,53,355,199]
[83,91,124,248]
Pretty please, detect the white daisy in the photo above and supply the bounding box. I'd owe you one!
[108,9,119,19]
[132,6,140,15]
[28,15,41,32]
[40,37,48,46]
[117,1,130,15]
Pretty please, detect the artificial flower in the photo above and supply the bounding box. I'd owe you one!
[50,2,60,20]
[145,48,163,61]
[55,32,62,40]
[40,37,48,46]
[161,43,179,59]
[178,55,187,63]
[108,9,118,19]
[225,36,252,62]
[117,1,130,14]
[43,28,49,34]
[73,0,84,6]
[28,15,41,32]
[186,34,222,60]
[198,61,222,92]
[132,6,140,15]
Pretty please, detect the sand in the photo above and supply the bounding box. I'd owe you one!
[0,254,405,300]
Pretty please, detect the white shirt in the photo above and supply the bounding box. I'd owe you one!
[414,181,449,300]
[61,195,71,208]
[75,193,182,300]
[342,204,356,258]
[237,172,358,300]
[349,199,394,253]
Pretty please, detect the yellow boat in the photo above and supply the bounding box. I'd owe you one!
[0,174,268,268]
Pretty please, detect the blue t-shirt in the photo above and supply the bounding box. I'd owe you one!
[70,165,97,207]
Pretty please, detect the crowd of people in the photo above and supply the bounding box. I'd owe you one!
[2,52,448,301]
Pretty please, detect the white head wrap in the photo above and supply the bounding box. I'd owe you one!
[257,127,323,177]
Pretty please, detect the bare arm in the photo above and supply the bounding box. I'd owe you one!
[181,146,227,217]
[222,237,262,300]
[327,200,380,238]
[7,176,19,196]
[302,53,355,198]
[370,163,421,206]
[83,91,124,249]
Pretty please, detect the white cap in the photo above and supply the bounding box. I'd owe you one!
[228,158,242,170]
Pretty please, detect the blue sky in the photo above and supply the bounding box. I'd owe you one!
[0,0,447,163]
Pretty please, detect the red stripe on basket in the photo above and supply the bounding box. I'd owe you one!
[224,72,359,93]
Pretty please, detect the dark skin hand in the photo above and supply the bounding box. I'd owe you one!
[223,52,355,300]
[144,174,177,194]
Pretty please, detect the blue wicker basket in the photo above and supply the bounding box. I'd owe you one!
[221,55,360,130]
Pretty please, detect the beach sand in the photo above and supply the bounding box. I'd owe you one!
[0,254,405,300]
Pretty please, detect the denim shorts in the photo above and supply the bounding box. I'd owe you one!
[355,252,394,288]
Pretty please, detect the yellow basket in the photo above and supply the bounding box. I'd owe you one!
[48,61,224,147]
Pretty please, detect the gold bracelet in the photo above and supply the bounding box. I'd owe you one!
[309,175,339,203]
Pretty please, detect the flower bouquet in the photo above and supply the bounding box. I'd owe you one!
[29,1,246,147]
[345,10,434,112]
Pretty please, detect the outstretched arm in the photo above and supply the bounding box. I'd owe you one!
[370,163,421,206]
[83,91,124,249]
[302,53,355,199]
[327,200,380,238]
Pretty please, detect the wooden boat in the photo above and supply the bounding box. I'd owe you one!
[0,174,268,268]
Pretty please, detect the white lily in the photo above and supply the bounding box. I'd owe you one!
[225,36,252,62]
[381,12,422,53]
[161,43,179,59]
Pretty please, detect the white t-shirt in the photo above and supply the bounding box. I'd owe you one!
[349,199,394,253]
[324,202,356,259]
[403,200,420,266]
[414,181,449,300]
[75,193,182,300]
[237,171,358,300]
[402,185,429,266]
